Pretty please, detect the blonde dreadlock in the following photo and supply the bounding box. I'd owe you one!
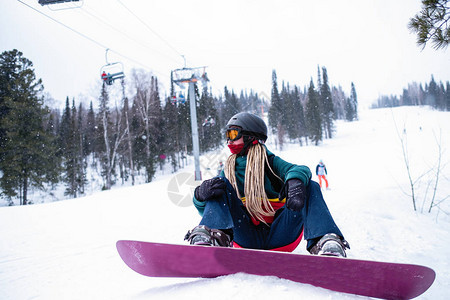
[225,143,281,225]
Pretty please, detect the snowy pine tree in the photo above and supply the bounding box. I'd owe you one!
[268,70,285,149]
[345,82,358,121]
[0,49,58,205]
[198,86,221,152]
[320,67,335,139]
[305,79,322,145]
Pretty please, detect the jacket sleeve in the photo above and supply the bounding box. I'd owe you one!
[193,171,226,216]
[272,155,312,186]
[193,194,206,216]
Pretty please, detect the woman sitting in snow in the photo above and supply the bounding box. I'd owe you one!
[185,112,349,257]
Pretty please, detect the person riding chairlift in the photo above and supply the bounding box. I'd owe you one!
[101,71,113,85]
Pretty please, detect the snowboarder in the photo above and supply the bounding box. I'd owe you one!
[185,112,349,257]
[316,160,329,189]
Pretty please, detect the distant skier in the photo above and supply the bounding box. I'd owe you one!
[315,160,329,189]
[216,161,224,176]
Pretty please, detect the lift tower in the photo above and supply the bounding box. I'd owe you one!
[171,67,209,181]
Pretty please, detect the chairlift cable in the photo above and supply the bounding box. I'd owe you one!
[17,0,107,50]
[77,5,181,65]
[80,5,178,64]
[116,0,184,62]
[16,0,169,80]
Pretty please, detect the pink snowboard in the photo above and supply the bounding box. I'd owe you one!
[116,240,435,299]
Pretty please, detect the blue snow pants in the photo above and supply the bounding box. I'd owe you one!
[199,178,343,251]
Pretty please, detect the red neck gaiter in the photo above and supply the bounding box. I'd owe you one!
[228,143,244,154]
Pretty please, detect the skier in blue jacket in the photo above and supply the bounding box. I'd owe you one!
[316,160,329,189]
[185,112,349,257]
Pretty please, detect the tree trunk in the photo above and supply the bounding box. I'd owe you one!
[124,107,135,185]
[102,109,112,190]
[22,175,28,205]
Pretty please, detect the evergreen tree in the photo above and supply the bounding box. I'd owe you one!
[268,70,283,132]
[0,49,58,205]
[223,86,241,122]
[317,65,322,91]
[446,81,450,111]
[268,70,285,148]
[345,97,355,120]
[345,82,358,120]
[63,99,78,197]
[198,85,221,152]
[98,82,115,189]
[176,90,191,163]
[76,102,87,194]
[409,0,450,50]
[437,81,446,110]
[45,108,60,138]
[61,99,86,197]
[319,67,335,138]
[305,79,322,145]
[281,82,297,142]
[42,107,61,189]
[85,101,96,158]
[163,97,181,172]
[239,90,251,111]
[58,97,71,156]
[281,82,293,140]
[402,88,412,106]
[292,86,307,145]
[351,82,358,120]
[427,75,439,108]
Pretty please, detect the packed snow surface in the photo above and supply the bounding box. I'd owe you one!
[1,106,449,299]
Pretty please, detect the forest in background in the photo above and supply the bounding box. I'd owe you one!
[1,48,448,205]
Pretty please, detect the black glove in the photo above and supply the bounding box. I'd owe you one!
[194,177,226,202]
[283,179,306,211]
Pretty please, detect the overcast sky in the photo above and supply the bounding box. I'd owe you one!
[1,0,449,109]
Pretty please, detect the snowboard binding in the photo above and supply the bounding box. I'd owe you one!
[185,225,233,247]
[309,233,350,257]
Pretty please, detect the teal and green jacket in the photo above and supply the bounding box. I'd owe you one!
[193,146,312,220]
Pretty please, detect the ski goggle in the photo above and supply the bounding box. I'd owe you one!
[226,128,243,141]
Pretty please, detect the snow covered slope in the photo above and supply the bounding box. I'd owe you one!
[0,106,449,299]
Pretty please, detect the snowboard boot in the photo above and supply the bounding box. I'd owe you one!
[309,233,350,258]
[184,225,233,247]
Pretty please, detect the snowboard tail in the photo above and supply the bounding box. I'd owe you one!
[116,240,435,299]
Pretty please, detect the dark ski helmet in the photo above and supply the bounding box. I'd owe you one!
[226,112,267,142]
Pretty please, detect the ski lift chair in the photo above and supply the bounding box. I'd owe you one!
[170,92,186,105]
[39,0,80,4]
[100,62,125,85]
[38,0,83,10]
